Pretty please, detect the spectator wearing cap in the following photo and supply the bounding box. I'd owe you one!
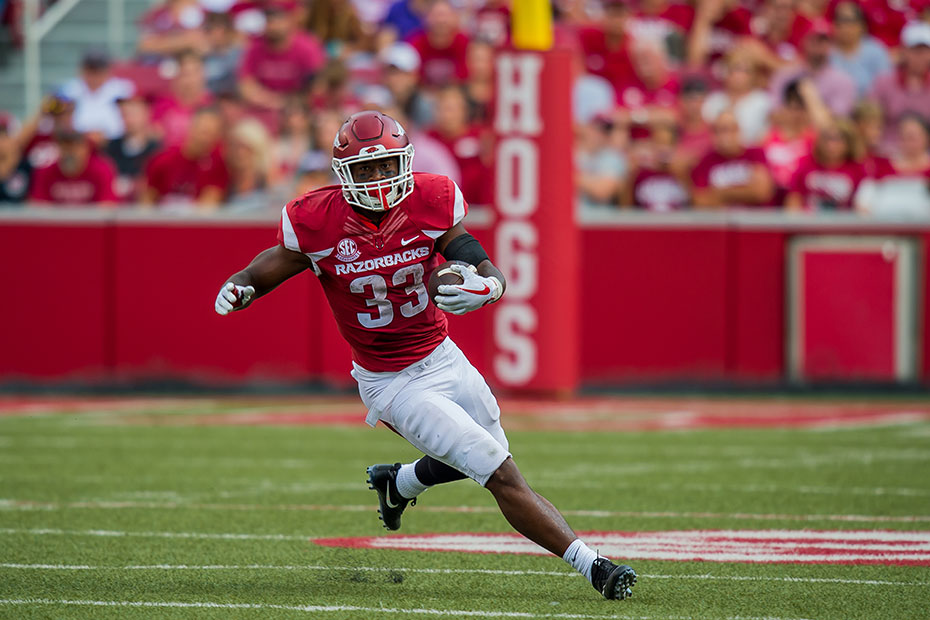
[141,106,229,208]
[427,86,491,204]
[137,0,208,62]
[702,51,772,146]
[381,42,433,128]
[104,93,162,202]
[17,93,76,171]
[151,50,214,147]
[577,0,635,93]
[202,11,244,95]
[473,0,511,49]
[623,109,690,211]
[59,48,134,141]
[770,19,857,118]
[675,74,712,166]
[826,0,907,51]
[408,0,469,87]
[785,119,867,211]
[869,22,930,154]
[294,149,336,195]
[29,127,118,206]
[828,2,891,97]
[0,121,30,205]
[238,1,326,112]
[691,109,775,208]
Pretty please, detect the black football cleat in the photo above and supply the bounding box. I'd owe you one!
[366,463,414,531]
[590,557,637,600]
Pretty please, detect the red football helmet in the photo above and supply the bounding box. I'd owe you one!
[331,110,415,211]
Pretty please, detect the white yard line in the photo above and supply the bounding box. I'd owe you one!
[0,597,815,619]
[2,500,928,523]
[0,563,927,587]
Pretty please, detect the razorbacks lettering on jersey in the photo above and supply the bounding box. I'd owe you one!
[277,172,467,372]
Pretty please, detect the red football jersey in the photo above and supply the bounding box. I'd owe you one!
[278,173,466,372]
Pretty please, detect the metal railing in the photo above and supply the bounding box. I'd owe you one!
[21,0,125,115]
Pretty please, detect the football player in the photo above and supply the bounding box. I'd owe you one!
[215,110,636,600]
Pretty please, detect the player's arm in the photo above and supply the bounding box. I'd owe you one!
[432,223,506,315]
[215,245,312,315]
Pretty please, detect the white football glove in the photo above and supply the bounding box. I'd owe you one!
[435,264,503,315]
[215,282,255,316]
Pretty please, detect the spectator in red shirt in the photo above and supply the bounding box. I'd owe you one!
[29,127,118,206]
[427,86,491,204]
[151,50,213,147]
[0,123,31,204]
[869,21,930,155]
[18,93,76,170]
[141,106,229,208]
[675,74,713,166]
[464,39,495,124]
[623,110,691,211]
[691,110,775,208]
[786,120,866,211]
[408,0,469,87]
[617,38,679,118]
[763,77,833,197]
[825,0,908,50]
[577,0,634,90]
[854,113,930,217]
[743,0,812,69]
[136,0,208,62]
[238,1,326,112]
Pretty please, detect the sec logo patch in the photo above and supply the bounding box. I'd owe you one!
[335,238,361,262]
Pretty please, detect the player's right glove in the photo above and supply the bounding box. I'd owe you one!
[215,282,255,316]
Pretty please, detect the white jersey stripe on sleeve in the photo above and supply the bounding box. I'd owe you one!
[280,205,301,252]
[452,181,466,226]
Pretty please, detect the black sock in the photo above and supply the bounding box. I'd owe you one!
[414,456,468,486]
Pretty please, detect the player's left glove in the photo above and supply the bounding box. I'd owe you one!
[435,264,503,315]
[215,282,255,316]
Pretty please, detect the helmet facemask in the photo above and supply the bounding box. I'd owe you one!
[332,143,416,211]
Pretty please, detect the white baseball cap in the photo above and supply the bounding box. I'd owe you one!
[902,21,930,48]
[380,42,421,73]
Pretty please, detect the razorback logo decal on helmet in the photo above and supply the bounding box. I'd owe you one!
[331,111,416,212]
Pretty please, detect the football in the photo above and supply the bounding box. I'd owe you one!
[427,260,470,304]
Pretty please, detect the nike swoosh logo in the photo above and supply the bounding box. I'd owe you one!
[459,285,490,296]
[385,494,401,508]
[401,236,420,246]
[570,550,579,563]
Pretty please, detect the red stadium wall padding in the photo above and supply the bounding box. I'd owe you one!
[0,222,112,380]
[1,214,927,387]
[579,228,730,383]
[801,251,896,380]
[727,231,786,381]
[110,222,319,383]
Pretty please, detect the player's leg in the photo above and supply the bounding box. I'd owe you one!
[366,455,466,530]
[484,457,636,600]
[448,343,636,600]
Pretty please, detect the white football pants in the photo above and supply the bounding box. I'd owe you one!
[351,338,511,486]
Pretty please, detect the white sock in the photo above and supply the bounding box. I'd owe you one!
[562,539,598,582]
[395,460,429,499]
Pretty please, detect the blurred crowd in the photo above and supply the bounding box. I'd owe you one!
[2,0,930,216]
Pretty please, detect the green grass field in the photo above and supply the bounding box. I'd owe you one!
[1,396,929,619]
